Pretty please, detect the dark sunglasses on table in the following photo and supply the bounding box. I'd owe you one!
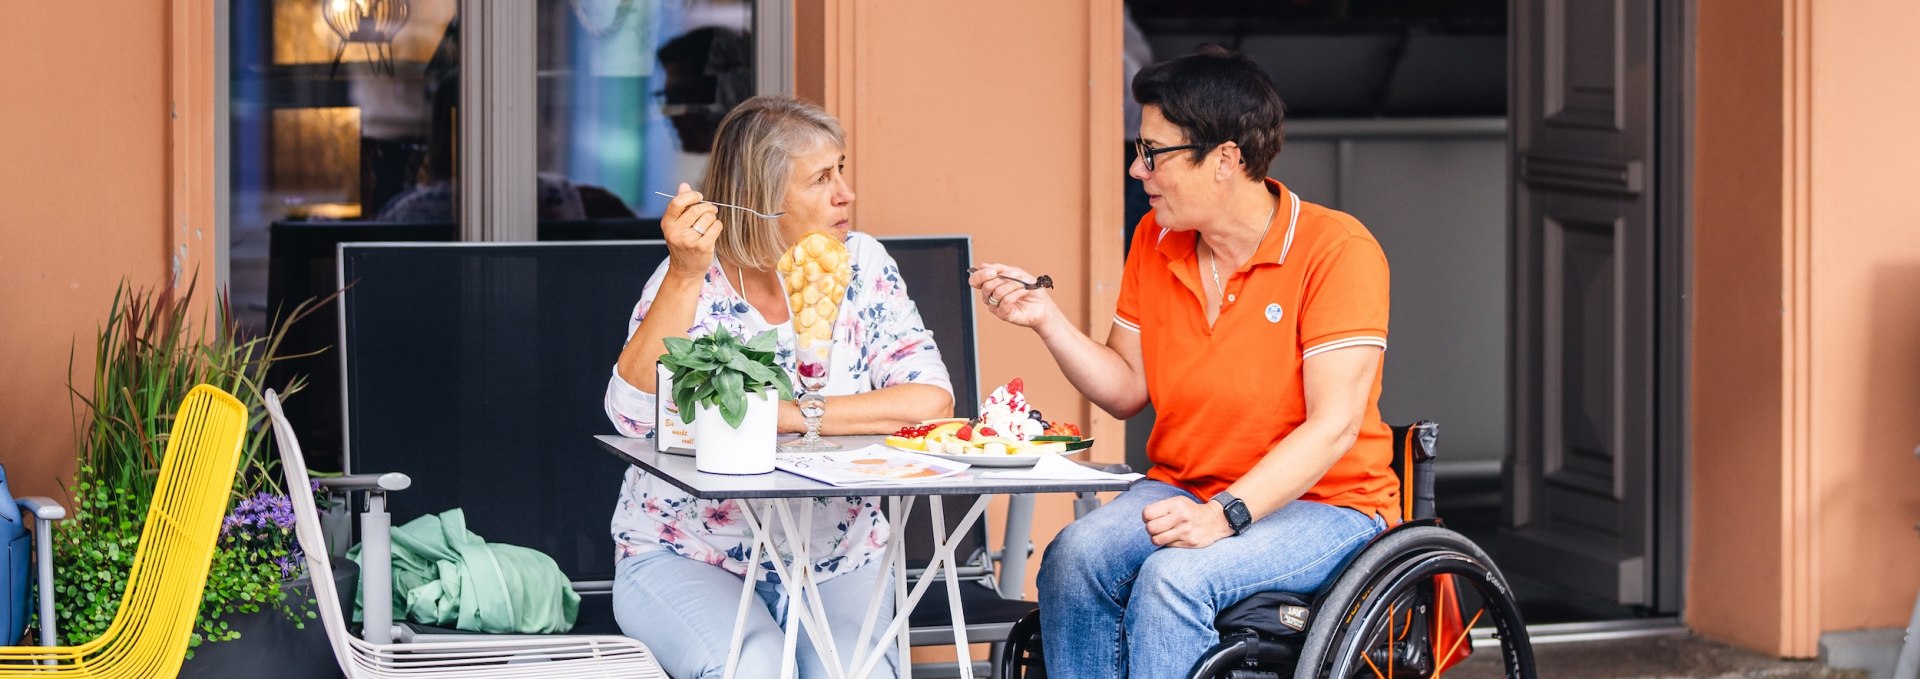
[1135,139,1223,172]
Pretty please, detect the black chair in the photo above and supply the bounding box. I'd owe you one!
[999,422,1538,679]
[265,217,666,474]
[334,237,1038,666]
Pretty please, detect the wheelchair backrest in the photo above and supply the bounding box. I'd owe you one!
[1389,421,1439,522]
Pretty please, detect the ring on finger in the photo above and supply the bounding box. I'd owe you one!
[987,295,1000,307]
[693,224,709,235]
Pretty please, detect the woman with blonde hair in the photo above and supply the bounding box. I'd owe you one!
[604,95,952,678]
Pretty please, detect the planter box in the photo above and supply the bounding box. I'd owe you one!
[180,558,356,679]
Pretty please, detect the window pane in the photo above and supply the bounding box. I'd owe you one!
[536,0,754,220]
[229,0,460,469]
[230,0,461,331]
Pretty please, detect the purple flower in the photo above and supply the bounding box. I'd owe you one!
[221,490,305,578]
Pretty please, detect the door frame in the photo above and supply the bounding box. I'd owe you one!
[1651,0,1694,617]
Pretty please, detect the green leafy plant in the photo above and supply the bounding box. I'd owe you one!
[660,327,794,427]
[54,277,334,655]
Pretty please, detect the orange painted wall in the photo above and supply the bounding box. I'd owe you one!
[1808,0,1920,637]
[1689,0,1797,655]
[798,0,1123,596]
[0,2,216,501]
[795,0,1124,664]
[1692,0,1920,657]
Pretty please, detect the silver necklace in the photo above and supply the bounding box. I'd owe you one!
[1206,194,1281,304]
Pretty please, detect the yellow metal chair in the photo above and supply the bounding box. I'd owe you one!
[0,384,247,677]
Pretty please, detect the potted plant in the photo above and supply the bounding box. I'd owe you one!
[54,278,346,678]
[660,327,794,475]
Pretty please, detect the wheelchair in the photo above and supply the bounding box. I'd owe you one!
[999,422,1537,678]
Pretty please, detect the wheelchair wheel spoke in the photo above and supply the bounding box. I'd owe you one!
[1434,607,1484,673]
[1362,641,1390,679]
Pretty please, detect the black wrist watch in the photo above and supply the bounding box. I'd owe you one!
[1213,491,1253,535]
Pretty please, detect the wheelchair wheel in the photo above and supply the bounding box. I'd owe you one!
[1292,525,1535,678]
[1001,609,1046,678]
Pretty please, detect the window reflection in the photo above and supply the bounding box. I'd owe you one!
[230,0,459,329]
[536,0,754,217]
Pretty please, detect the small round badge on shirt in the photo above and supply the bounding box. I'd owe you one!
[1265,303,1284,323]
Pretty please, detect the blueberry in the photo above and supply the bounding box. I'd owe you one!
[1028,410,1044,422]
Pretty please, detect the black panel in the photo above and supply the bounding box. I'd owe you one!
[267,218,664,474]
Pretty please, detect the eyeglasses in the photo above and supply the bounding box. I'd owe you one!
[1134,139,1215,172]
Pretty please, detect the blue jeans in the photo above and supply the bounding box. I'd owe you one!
[613,549,898,679]
[1037,480,1385,678]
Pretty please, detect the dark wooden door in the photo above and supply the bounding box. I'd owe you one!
[1502,0,1658,608]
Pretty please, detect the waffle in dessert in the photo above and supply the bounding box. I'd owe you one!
[776,232,854,347]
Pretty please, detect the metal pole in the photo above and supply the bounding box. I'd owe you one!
[998,495,1035,599]
[362,492,394,645]
[35,517,55,653]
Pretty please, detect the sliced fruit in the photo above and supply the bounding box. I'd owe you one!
[926,420,967,440]
[1015,441,1068,456]
[884,435,926,451]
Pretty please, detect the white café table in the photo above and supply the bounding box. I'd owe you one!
[595,434,1133,679]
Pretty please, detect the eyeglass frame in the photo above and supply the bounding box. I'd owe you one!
[1134,139,1218,172]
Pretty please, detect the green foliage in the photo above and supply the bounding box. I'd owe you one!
[53,278,336,655]
[660,327,794,428]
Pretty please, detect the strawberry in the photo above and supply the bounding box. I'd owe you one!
[955,424,974,441]
[1007,377,1024,395]
[979,426,998,437]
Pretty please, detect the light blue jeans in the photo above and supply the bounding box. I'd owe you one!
[614,549,899,679]
[1037,480,1385,679]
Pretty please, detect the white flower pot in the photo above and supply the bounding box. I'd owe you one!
[693,388,779,475]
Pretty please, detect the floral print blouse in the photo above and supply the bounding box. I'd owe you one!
[605,232,953,583]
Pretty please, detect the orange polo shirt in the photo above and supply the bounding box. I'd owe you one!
[1116,178,1399,524]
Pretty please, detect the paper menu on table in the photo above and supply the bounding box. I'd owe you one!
[774,446,971,486]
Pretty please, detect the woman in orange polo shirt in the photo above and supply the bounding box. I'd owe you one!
[970,46,1399,679]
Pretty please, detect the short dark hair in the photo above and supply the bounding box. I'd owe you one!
[1131,45,1286,180]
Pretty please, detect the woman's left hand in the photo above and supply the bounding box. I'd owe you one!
[1143,496,1235,549]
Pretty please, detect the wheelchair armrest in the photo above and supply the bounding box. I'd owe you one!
[16,497,63,650]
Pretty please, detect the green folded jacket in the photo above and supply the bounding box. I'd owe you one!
[349,508,579,634]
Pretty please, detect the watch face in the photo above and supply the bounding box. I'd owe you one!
[1226,502,1252,531]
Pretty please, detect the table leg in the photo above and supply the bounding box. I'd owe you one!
[724,511,767,679]
[853,495,993,679]
[737,499,810,679]
[933,496,984,679]
[776,499,850,678]
[894,501,914,679]
[851,495,916,674]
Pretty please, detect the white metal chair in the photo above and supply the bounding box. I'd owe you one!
[265,389,666,678]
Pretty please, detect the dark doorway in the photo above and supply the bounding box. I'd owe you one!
[1121,0,1686,626]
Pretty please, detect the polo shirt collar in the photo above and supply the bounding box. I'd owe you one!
[1255,178,1303,267]
[1152,178,1302,267]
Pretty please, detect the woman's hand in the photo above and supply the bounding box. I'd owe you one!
[969,263,1060,332]
[662,183,723,280]
[1143,496,1235,549]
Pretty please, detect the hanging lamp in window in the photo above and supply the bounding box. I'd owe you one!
[323,0,412,78]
